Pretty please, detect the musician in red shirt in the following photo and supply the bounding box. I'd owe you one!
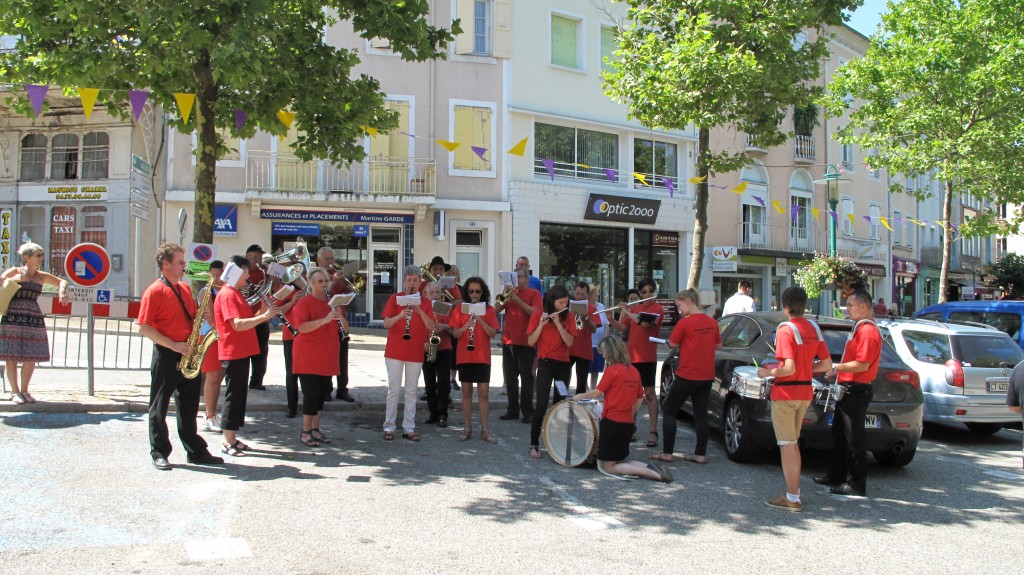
[655,289,722,465]
[292,268,344,447]
[215,255,279,457]
[608,279,664,448]
[527,284,579,459]
[422,282,453,428]
[138,243,222,470]
[450,277,501,444]
[814,289,882,497]
[244,244,271,391]
[198,260,225,432]
[317,246,354,403]
[381,265,436,441]
[569,282,601,395]
[496,269,541,422]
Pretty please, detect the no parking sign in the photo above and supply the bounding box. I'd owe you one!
[188,242,217,275]
[64,243,111,287]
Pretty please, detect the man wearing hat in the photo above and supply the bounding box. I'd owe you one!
[420,256,462,302]
[245,244,272,391]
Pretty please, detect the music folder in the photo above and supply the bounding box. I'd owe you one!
[329,293,356,307]
[437,276,457,289]
[267,262,289,280]
[498,271,515,288]
[396,293,421,306]
[461,302,487,315]
[432,300,453,316]
[569,300,589,316]
[272,284,295,301]
[637,312,660,325]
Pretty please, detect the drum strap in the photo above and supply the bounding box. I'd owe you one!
[777,321,823,346]
[773,380,811,387]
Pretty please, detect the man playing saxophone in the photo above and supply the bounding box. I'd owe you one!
[137,243,223,471]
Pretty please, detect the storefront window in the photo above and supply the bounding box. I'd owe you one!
[271,223,369,316]
[633,231,678,299]
[80,206,107,246]
[16,206,46,259]
[539,223,627,306]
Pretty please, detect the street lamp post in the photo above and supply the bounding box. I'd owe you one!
[814,165,851,314]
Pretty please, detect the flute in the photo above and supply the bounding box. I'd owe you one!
[542,307,569,321]
[592,295,657,315]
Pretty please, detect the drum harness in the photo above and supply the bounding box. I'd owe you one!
[772,320,824,387]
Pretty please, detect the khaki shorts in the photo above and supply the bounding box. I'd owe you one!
[771,400,812,445]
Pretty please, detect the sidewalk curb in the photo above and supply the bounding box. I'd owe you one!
[0,398,510,415]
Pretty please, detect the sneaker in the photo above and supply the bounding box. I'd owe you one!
[765,495,801,513]
[204,417,222,432]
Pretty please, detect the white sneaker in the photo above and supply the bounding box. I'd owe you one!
[204,416,222,432]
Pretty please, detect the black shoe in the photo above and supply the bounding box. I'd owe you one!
[419,392,429,401]
[285,410,297,419]
[152,456,172,471]
[438,416,448,428]
[450,380,460,391]
[830,482,867,497]
[424,414,441,425]
[521,415,533,424]
[324,394,334,402]
[499,413,520,421]
[187,452,225,465]
[813,475,844,487]
[249,384,266,391]
[337,392,355,403]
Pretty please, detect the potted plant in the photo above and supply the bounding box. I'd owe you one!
[794,253,869,299]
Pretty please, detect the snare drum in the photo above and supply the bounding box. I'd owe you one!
[542,399,603,467]
[730,366,773,400]
[812,381,845,413]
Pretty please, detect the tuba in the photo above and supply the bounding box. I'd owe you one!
[178,272,218,379]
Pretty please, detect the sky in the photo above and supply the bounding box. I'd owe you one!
[846,0,889,37]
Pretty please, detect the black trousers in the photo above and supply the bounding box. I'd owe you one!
[422,348,452,417]
[249,322,270,388]
[335,337,350,395]
[148,345,208,459]
[299,374,332,416]
[221,357,251,431]
[827,383,874,487]
[530,358,572,446]
[569,355,590,394]
[502,344,537,418]
[283,340,299,413]
[661,377,712,456]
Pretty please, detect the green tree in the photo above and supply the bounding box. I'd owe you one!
[821,0,1024,303]
[989,252,1024,300]
[1,1,458,244]
[603,0,857,289]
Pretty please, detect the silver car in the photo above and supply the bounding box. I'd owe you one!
[879,318,1024,434]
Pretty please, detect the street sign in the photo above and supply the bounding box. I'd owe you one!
[188,242,216,275]
[64,242,111,287]
[66,286,113,303]
[130,170,152,195]
[131,154,151,175]
[131,204,151,221]
[131,189,150,207]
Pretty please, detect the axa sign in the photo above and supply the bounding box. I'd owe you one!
[583,193,661,225]
[214,204,238,237]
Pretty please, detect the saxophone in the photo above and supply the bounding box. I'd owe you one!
[178,272,218,379]
[426,326,441,363]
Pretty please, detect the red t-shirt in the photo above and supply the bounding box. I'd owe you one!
[528,310,579,362]
[450,305,500,365]
[839,321,882,384]
[772,317,830,401]
[669,312,721,381]
[433,310,453,351]
[383,293,436,362]
[418,279,462,302]
[292,296,340,376]
[623,301,664,364]
[138,278,197,343]
[280,292,304,343]
[569,304,602,360]
[598,363,644,424]
[500,288,542,346]
[215,286,259,360]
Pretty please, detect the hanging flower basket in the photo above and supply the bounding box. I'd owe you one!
[794,253,869,300]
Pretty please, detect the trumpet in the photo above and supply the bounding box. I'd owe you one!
[324,286,349,342]
[402,304,414,340]
[466,315,477,351]
[495,286,517,306]
[420,262,454,302]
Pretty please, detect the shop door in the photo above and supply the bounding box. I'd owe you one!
[370,247,399,321]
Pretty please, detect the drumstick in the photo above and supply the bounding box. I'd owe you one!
[592,295,657,315]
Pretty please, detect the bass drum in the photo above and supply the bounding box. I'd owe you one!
[542,399,603,467]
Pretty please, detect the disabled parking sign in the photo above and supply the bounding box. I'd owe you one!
[64,243,111,287]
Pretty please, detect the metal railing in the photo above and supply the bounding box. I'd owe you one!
[745,134,767,152]
[738,222,828,253]
[247,151,436,196]
[43,314,151,371]
[794,135,815,162]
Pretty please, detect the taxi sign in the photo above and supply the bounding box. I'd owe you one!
[64,243,111,287]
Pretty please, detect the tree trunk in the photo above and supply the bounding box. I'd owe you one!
[938,179,953,303]
[192,50,217,246]
[687,128,710,290]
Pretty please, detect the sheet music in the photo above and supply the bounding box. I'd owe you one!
[569,300,589,315]
[432,300,453,316]
[396,293,422,306]
[649,337,667,345]
[329,293,356,307]
[273,284,295,300]
[267,262,289,280]
[637,312,660,324]
[498,271,515,287]
[437,276,457,289]
[554,380,569,397]
[221,262,244,287]
[461,302,487,315]
[341,261,359,276]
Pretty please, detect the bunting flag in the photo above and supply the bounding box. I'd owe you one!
[78,88,99,121]
[790,204,800,221]
[880,217,893,231]
[604,168,618,183]
[847,213,856,227]
[361,126,379,136]
[128,90,149,122]
[829,210,838,224]
[173,92,195,125]
[662,177,674,198]
[688,175,707,184]
[435,139,461,152]
[633,173,652,187]
[507,137,528,157]
[862,215,872,224]
[398,130,414,138]
[26,84,49,117]
[752,195,765,207]
[811,207,820,221]
[234,109,248,133]
[540,157,555,181]
[471,146,488,161]
[730,182,748,194]
[276,110,296,130]
[575,162,591,169]
[772,200,784,214]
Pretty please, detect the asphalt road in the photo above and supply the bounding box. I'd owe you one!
[1,409,1021,574]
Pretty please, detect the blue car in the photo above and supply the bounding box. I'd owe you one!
[914,301,1024,349]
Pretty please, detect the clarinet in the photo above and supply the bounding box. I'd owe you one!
[325,286,349,342]
[402,303,413,340]
[251,281,298,337]
[466,315,477,351]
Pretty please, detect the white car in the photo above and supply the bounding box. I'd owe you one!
[879,318,1024,434]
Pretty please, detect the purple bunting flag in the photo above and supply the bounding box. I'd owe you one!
[541,158,555,181]
[862,215,872,224]
[791,204,800,221]
[128,90,149,122]
[234,109,248,133]
[662,177,674,197]
[26,84,49,117]
[605,168,618,184]
[829,210,838,224]
[752,196,766,207]
[471,146,488,161]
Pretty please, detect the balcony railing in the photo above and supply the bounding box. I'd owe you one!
[531,159,678,191]
[920,246,942,267]
[246,151,435,196]
[794,135,815,163]
[738,222,828,254]
[745,134,767,153]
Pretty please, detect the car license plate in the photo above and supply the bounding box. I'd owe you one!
[988,381,1009,393]
[825,413,883,428]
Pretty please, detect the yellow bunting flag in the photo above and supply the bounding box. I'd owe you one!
[575,163,591,169]
[772,200,784,214]
[507,137,528,156]
[436,139,461,152]
[172,93,195,125]
[730,182,748,194]
[360,125,379,136]
[880,217,893,231]
[811,208,820,221]
[846,213,856,227]
[633,173,652,187]
[277,110,296,129]
[688,176,707,184]
[79,88,99,121]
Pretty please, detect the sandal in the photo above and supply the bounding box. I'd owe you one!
[11,393,26,405]
[458,428,472,442]
[22,392,36,404]
[231,439,251,451]
[650,452,673,463]
[300,431,320,447]
[646,431,659,448]
[221,442,246,457]
[310,428,332,444]
[480,430,497,444]
[384,431,394,441]
[401,432,421,442]
[529,446,542,459]
[680,453,708,464]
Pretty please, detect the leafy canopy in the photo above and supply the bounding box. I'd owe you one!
[988,252,1024,299]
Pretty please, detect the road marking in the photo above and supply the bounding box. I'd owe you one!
[185,538,252,561]
[984,470,1022,480]
[566,513,626,531]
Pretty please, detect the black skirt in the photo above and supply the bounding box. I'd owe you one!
[597,418,634,462]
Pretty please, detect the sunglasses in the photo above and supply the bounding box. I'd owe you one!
[639,289,654,294]
[467,289,483,294]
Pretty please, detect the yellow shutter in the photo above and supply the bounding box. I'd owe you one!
[217,128,240,161]
[493,0,511,59]
[453,105,492,171]
[454,0,475,55]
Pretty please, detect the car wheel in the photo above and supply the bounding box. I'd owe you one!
[660,362,673,400]
[965,422,1003,435]
[723,397,758,462]
[873,443,917,467]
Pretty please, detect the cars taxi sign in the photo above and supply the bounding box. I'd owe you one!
[64,243,111,287]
